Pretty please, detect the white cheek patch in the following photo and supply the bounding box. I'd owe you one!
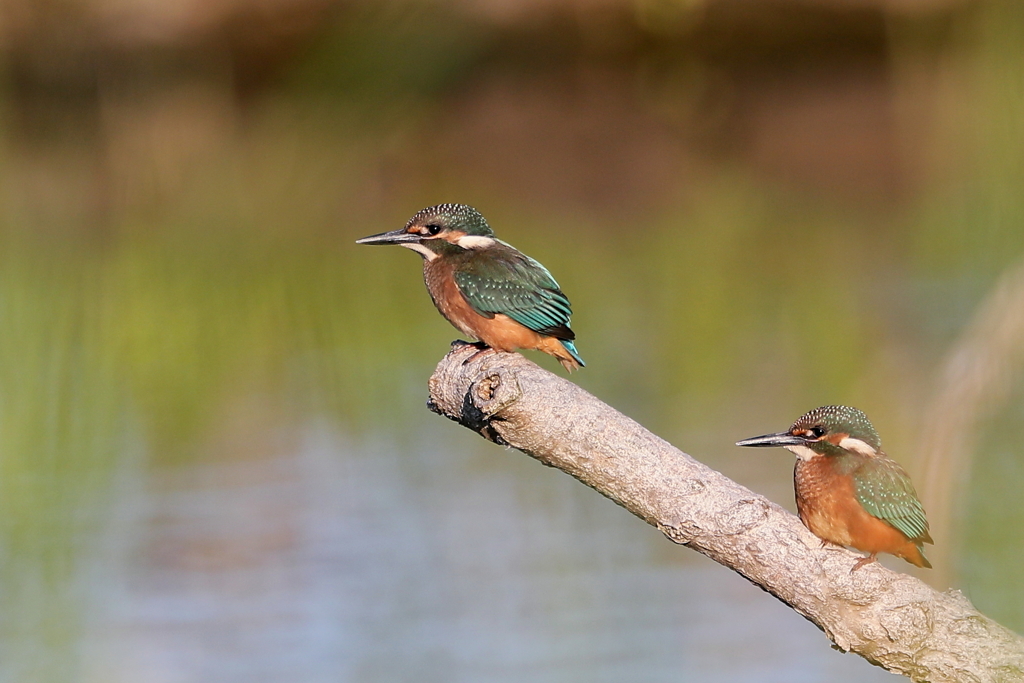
[455,235,496,249]
[839,437,876,456]
[785,444,820,461]
[400,242,438,260]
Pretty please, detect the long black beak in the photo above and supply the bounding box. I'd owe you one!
[355,228,421,246]
[735,431,807,448]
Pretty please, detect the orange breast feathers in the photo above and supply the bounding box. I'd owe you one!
[423,258,483,340]
[794,457,929,567]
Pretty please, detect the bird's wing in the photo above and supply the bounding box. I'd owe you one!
[453,248,575,340]
[854,457,932,544]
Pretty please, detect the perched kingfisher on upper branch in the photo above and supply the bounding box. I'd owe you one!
[737,405,932,570]
[356,204,585,372]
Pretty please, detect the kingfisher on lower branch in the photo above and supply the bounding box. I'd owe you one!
[356,204,585,372]
[736,405,932,570]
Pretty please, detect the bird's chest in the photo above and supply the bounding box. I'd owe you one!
[423,260,480,338]
[793,457,859,547]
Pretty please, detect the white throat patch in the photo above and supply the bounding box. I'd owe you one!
[455,235,496,249]
[400,242,439,260]
[785,444,820,461]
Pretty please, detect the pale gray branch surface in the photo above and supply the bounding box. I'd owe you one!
[427,344,1024,683]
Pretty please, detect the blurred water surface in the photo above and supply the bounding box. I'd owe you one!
[1,1,1023,681]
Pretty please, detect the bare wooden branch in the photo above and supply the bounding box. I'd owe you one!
[427,343,1024,683]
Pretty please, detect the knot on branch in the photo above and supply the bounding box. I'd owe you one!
[719,497,772,535]
[426,343,524,443]
[658,496,769,546]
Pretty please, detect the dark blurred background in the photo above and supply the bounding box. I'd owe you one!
[1,0,1022,680]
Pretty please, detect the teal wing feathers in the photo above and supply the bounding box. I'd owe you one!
[453,246,575,340]
[853,457,932,544]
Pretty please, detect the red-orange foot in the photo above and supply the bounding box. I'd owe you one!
[851,554,878,572]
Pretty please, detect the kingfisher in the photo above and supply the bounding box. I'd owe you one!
[356,204,585,372]
[736,405,932,570]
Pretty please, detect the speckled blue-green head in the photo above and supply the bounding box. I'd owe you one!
[736,405,881,457]
[405,204,494,237]
[790,406,881,452]
[355,203,496,257]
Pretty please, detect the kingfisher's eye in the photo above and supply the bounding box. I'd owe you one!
[809,426,827,439]
[425,224,442,236]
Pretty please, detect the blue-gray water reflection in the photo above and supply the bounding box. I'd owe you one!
[77,414,890,682]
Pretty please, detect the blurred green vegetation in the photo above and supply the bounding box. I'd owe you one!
[0,238,123,682]
[0,0,1022,680]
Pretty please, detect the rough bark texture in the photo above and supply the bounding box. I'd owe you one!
[427,343,1024,683]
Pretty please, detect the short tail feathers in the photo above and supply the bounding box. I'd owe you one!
[558,339,585,372]
[911,530,933,568]
[904,543,932,569]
